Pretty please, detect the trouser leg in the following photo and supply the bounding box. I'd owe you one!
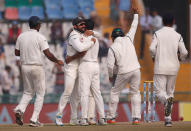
[30,67,46,122]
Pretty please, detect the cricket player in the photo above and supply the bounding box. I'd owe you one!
[149,13,188,127]
[14,16,64,127]
[107,8,141,125]
[66,19,102,126]
[55,17,96,126]
[77,21,106,126]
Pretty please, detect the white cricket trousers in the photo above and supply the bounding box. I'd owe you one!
[14,65,46,122]
[57,68,78,116]
[154,74,177,120]
[70,85,96,120]
[79,62,105,119]
[107,69,141,119]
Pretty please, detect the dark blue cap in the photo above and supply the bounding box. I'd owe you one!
[28,16,41,28]
[111,28,125,38]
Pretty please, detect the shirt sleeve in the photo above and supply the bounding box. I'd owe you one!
[39,35,49,51]
[178,36,188,60]
[107,48,116,78]
[15,36,20,50]
[126,14,139,42]
[149,33,158,58]
[93,31,102,38]
[69,34,94,52]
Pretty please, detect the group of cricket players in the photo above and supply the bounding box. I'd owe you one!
[13,6,188,127]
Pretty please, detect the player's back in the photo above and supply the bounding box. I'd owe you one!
[16,29,48,65]
[154,27,181,74]
[110,36,140,74]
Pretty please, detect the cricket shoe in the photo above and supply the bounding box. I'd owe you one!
[107,118,116,124]
[165,119,172,127]
[98,118,107,125]
[29,120,43,127]
[55,115,64,126]
[132,118,140,125]
[80,118,89,126]
[14,110,23,126]
[69,119,79,126]
[88,118,96,125]
[165,97,173,117]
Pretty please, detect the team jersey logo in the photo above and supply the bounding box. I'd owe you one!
[80,37,84,43]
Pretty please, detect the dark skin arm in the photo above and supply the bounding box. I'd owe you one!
[65,51,86,64]
[43,49,64,66]
[15,49,20,56]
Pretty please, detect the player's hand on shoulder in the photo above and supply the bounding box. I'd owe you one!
[84,30,93,37]
[57,60,64,66]
[91,38,96,43]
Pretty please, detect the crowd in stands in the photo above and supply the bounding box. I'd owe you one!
[0,0,178,103]
[0,0,95,21]
[0,0,114,100]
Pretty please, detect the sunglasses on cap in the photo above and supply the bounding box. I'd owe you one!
[77,22,85,26]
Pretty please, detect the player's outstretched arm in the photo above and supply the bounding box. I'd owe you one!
[126,7,139,42]
[43,49,64,66]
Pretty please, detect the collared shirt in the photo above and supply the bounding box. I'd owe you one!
[65,30,94,69]
[107,14,140,77]
[15,29,49,66]
[149,26,188,75]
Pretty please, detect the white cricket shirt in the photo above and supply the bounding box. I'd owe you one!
[15,29,49,66]
[149,26,188,75]
[107,14,140,77]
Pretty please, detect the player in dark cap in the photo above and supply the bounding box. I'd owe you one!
[107,7,142,125]
[14,16,64,127]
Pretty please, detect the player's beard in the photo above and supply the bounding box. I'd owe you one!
[75,27,86,33]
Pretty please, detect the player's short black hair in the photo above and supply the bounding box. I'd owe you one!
[85,19,94,30]
[162,13,174,26]
[72,16,85,26]
[28,16,41,28]
[111,28,125,40]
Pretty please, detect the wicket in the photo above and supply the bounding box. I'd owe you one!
[143,81,156,122]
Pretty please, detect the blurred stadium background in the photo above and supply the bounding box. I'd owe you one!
[0,0,190,124]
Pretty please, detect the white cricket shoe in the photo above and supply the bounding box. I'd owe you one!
[29,120,43,127]
[69,119,79,126]
[98,118,107,125]
[88,118,96,125]
[55,115,64,126]
[80,118,89,126]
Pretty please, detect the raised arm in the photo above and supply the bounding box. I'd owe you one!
[126,8,139,42]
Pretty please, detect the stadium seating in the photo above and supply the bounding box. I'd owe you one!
[17,0,29,7]
[46,7,62,19]
[78,0,95,18]
[30,0,43,7]
[5,0,17,7]
[61,0,76,7]
[18,6,31,20]
[4,7,18,20]
[31,6,44,19]
[62,7,79,19]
